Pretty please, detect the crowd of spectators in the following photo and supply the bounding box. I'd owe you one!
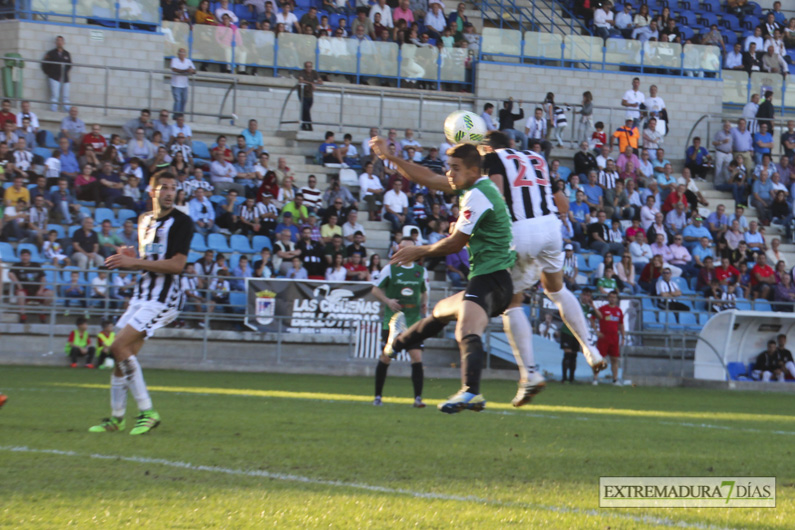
[574,0,795,78]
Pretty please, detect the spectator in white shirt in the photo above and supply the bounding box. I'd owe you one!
[593,1,615,41]
[358,162,384,220]
[215,0,238,23]
[170,113,192,143]
[342,209,366,242]
[744,26,764,52]
[15,100,39,132]
[276,4,299,33]
[629,232,653,271]
[209,150,245,195]
[424,1,446,37]
[382,178,414,232]
[369,0,393,28]
[725,43,744,70]
[170,48,196,114]
[400,128,422,160]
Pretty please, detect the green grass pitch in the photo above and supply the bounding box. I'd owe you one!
[0,366,792,529]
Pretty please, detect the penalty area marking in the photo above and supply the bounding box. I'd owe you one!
[0,445,735,530]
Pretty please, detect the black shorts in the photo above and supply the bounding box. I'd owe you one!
[381,328,423,352]
[560,333,580,353]
[464,269,513,318]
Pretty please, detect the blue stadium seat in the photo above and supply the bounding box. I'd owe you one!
[696,311,711,325]
[753,300,771,312]
[230,234,254,254]
[558,166,572,182]
[642,297,657,311]
[674,311,701,331]
[741,16,760,30]
[720,14,741,32]
[209,195,226,206]
[588,254,604,270]
[700,0,720,13]
[17,243,46,264]
[0,242,19,263]
[41,129,58,148]
[251,235,272,253]
[747,1,762,17]
[233,3,254,22]
[60,267,85,284]
[94,207,118,227]
[187,251,203,264]
[207,233,233,253]
[678,10,697,27]
[192,140,211,160]
[46,224,65,239]
[33,147,52,161]
[727,361,751,381]
[117,208,138,224]
[722,31,738,46]
[680,26,695,41]
[673,276,692,294]
[643,310,665,330]
[229,291,247,314]
[191,233,208,252]
[699,12,719,28]
[735,300,752,311]
[576,253,592,272]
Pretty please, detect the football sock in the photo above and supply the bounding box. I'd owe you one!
[110,374,127,418]
[394,316,445,352]
[69,347,79,364]
[460,334,484,395]
[375,360,389,397]
[502,307,534,381]
[546,287,599,363]
[119,356,153,412]
[566,353,577,381]
[411,362,424,398]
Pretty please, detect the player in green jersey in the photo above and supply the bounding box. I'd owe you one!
[370,138,515,414]
[371,239,429,408]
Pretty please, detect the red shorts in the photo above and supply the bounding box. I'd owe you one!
[597,337,621,358]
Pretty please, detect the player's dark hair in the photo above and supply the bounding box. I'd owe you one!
[447,143,481,169]
[76,317,87,326]
[483,102,494,111]
[485,130,510,150]
[149,170,176,189]
[595,121,604,129]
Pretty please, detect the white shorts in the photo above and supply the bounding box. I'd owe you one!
[117,301,180,339]
[511,214,564,293]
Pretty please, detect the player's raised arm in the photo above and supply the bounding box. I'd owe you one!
[370,136,454,192]
[391,230,469,265]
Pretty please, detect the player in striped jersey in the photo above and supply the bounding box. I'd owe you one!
[482,132,606,406]
[89,171,194,436]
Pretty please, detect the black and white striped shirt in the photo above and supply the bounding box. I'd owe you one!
[483,148,557,222]
[563,255,577,276]
[598,170,619,190]
[133,209,194,306]
[239,203,265,223]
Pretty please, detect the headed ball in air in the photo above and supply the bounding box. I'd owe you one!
[444,110,487,145]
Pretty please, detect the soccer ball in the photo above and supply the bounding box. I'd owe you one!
[444,110,487,145]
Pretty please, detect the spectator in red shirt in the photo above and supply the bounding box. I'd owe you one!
[0,99,15,129]
[81,124,107,155]
[625,218,646,241]
[751,253,776,300]
[344,251,370,281]
[661,183,688,214]
[596,290,624,385]
[715,256,740,285]
[211,134,233,162]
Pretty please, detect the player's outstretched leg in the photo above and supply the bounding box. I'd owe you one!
[439,334,487,414]
[544,285,607,373]
[503,303,546,407]
[385,313,446,357]
[120,356,161,435]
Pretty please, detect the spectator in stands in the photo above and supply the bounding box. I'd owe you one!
[716,255,740,285]
[497,99,527,151]
[692,235,715,269]
[611,119,639,159]
[341,209,365,243]
[296,226,325,278]
[446,244,469,288]
[275,211,300,243]
[211,135,233,162]
[573,141,597,177]
[152,110,172,145]
[753,122,774,167]
[50,177,80,224]
[683,215,712,250]
[581,170,603,212]
[42,36,72,112]
[209,150,244,196]
[358,162,384,221]
[751,169,774,225]
[745,220,766,255]
[189,188,218,236]
[753,340,784,382]
[424,1,446,39]
[774,273,795,311]
[346,230,368,259]
[122,109,154,141]
[344,251,370,281]
[126,127,154,161]
[655,267,690,311]
[632,18,658,42]
[233,150,257,197]
[667,234,695,278]
[97,219,122,258]
[295,61,322,131]
[761,11,781,38]
[660,17,681,43]
[0,99,14,129]
[617,251,639,293]
[751,253,776,301]
[325,253,347,282]
[272,228,299,276]
[639,254,664,293]
[298,174,322,214]
[320,212,343,244]
[59,107,85,148]
[282,192,309,225]
[9,248,53,323]
[593,1,615,41]
[588,210,623,257]
[657,163,677,204]
[382,178,413,233]
[664,201,687,236]
[481,102,497,132]
[239,120,264,159]
[169,48,195,113]
[351,8,375,39]
[324,233,347,266]
[725,42,744,71]
[393,0,415,26]
[684,137,712,181]
[71,217,104,269]
[615,3,634,39]
[118,219,138,249]
[524,107,551,158]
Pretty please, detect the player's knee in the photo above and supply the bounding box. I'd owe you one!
[379,354,392,364]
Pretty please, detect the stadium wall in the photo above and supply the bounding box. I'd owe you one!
[475,62,724,159]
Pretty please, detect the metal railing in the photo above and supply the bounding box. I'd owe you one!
[481,0,590,36]
[277,83,477,136]
[2,0,160,30]
[4,57,237,122]
[685,114,795,162]
[162,22,475,94]
[479,29,722,79]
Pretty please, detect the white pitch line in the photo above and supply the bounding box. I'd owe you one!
[0,445,735,530]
